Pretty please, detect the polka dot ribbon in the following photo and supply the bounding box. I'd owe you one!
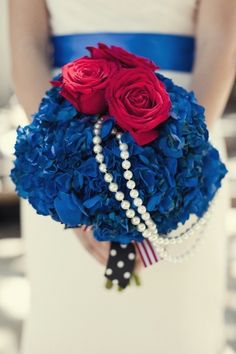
[105,242,136,289]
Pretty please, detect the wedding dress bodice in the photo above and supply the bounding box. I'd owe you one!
[46,0,197,36]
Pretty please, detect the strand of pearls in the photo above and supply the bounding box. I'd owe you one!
[93,119,160,245]
[92,118,213,263]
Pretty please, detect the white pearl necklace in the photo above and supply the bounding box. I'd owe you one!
[92,118,214,263]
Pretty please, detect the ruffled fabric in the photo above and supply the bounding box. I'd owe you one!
[11,74,227,243]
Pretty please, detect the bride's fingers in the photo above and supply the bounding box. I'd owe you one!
[74,227,141,271]
[74,227,109,266]
[84,233,109,265]
[134,253,143,272]
[86,225,93,231]
[79,234,107,265]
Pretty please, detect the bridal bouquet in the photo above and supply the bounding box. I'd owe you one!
[11,43,227,289]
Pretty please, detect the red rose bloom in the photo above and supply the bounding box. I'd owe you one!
[87,43,158,71]
[52,57,119,115]
[106,68,171,145]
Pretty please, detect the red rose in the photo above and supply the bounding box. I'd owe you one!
[52,57,119,115]
[87,43,158,71]
[105,68,171,145]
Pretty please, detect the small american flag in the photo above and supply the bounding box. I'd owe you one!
[135,239,159,267]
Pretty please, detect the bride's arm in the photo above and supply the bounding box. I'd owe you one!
[9,0,110,266]
[9,0,51,116]
[191,0,236,128]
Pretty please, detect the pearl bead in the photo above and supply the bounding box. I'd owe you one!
[181,232,188,241]
[161,252,169,260]
[95,153,104,163]
[115,191,124,201]
[104,173,113,183]
[137,205,146,214]
[94,128,100,135]
[143,229,152,238]
[131,216,141,225]
[94,123,101,129]
[120,143,128,151]
[193,223,201,231]
[199,217,206,225]
[121,200,130,210]
[151,230,158,237]
[116,132,122,140]
[120,151,129,160]
[127,180,135,189]
[108,183,118,192]
[153,244,163,252]
[111,128,117,135]
[133,198,143,207]
[130,189,139,198]
[137,223,146,232]
[93,136,101,144]
[126,209,135,218]
[122,160,131,169]
[123,170,133,180]
[149,223,157,231]
[145,219,154,226]
[141,212,150,221]
[188,229,194,236]
[93,145,102,154]
[149,234,158,242]
[99,163,107,173]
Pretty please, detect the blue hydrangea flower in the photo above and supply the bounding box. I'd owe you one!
[11,74,227,243]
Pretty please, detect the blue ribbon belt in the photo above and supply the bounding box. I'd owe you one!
[52,32,195,72]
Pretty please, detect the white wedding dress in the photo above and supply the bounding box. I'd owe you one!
[21,1,229,353]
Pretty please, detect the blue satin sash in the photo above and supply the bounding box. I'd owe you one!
[52,32,195,72]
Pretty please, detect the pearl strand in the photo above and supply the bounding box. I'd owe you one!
[93,119,159,245]
[93,120,158,241]
[93,118,213,262]
[115,129,214,248]
[115,132,160,241]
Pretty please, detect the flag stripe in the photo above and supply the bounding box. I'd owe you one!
[143,242,152,264]
[136,242,149,267]
[145,241,155,264]
[135,240,159,267]
[137,245,148,267]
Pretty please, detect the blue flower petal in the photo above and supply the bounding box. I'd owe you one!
[54,192,88,226]
[100,118,115,139]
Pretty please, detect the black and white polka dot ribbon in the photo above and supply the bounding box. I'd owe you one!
[105,242,136,289]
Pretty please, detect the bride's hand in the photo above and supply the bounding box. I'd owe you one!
[74,226,142,271]
[74,226,110,266]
